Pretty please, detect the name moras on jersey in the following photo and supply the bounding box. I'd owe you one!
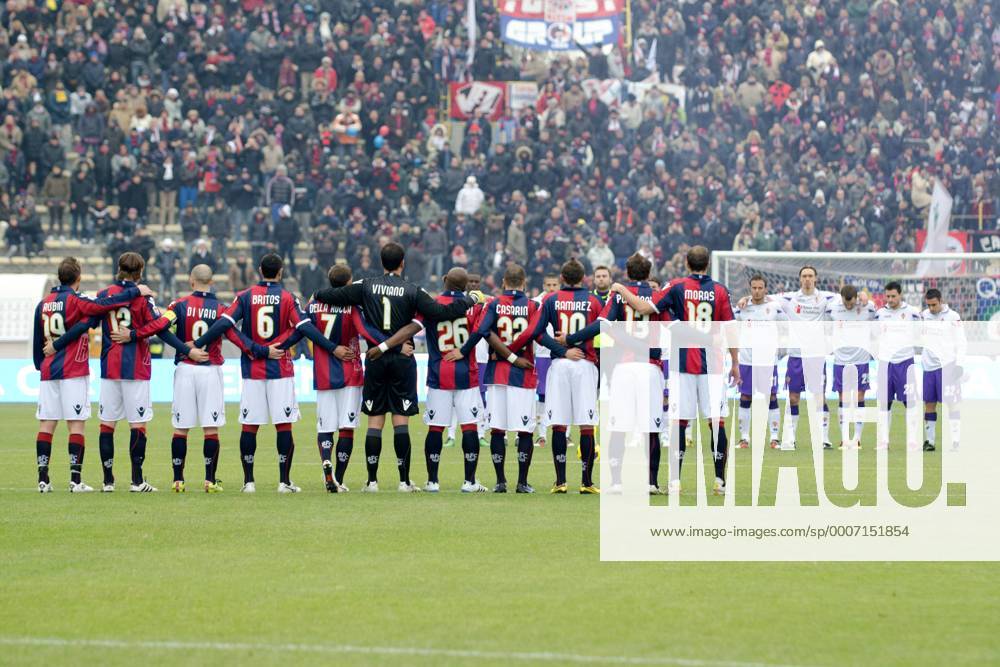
[651,274,734,374]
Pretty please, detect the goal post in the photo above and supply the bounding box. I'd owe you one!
[710,251,1000,322]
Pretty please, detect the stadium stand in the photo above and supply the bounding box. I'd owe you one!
[0,0,996,305]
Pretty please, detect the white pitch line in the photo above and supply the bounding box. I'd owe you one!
[0,636,809,667]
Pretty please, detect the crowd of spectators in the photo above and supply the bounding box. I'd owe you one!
[0,0,996,297]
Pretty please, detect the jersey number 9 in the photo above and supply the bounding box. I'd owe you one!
[42,312,65,342]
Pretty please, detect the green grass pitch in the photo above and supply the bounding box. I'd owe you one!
[1,402,998,666]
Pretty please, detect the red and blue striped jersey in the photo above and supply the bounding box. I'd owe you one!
[133,291,255,366]
[652,274,733,374]
[475,290,539,389]
[600,281,665,365]
[512,286,602,363]
[97,281,161,381]
[33,285,139,380]
[305,300,364,390]
[421,291,480,390]
[223,281,310,379]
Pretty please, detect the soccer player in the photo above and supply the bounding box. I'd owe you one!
[825,285,876,449]
[109,265,267,492]
[532,275,560,447]
[475,265,541,493]
[920,289,963,451]
[873,281,923,450]
[509,259,597,494]
[312,243,482,492]
[279,264,370,491]
[613,246,740,496]
[375,268,520,493]
[771,266,837,449]
[93,252,202,492]
[559,253,665,494]
[733,275,785,449]
[33,257,154,492]
[592,266,612,305]
[193,253,341,493]
[462,272,490,447]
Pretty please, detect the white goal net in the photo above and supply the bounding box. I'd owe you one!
[711,251,1000,324]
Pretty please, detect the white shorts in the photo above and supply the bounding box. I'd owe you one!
[607,362,665,433]
[545,358,599,426]
[669,373,729,421]
[486,385,536,432]
[36,377,91,421]
[317,386,363,431]
[423,387,483,427]
[99,379,152,423]
[240,378,300,425]
[172,364,226,429]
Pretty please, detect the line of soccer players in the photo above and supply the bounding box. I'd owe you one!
[732,266,963,452]
[33,246,957,496]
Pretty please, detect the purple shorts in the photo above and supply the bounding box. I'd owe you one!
[477,363,487,401]
[535,357,551,398]
[785,356,827,394]
[738,364,778,396]
[877,358,914,407]
[922,364,962,404]
[833,363,871,393]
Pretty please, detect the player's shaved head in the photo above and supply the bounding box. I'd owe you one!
[625,253,651,281]
[560,259,585,286]
[503,264,526,289]
[328,263,352,288]
[189,264,213,287]
[444,267,469,292]
[116,251,144,282]
[686,246,710,273]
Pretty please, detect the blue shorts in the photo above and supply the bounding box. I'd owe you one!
[785,356,827,394]
[833,363,871,393]
[535,357,551,398]
[922,364,962,404]
[877,358,914,407]
[738,364,778,396]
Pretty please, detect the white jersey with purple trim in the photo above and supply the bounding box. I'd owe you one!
[531,294,554,359]
[777,289,837,357]
[875,303,923,363]
[734,299,786,366]
[826,298,876,365]
[920,305,963,370]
